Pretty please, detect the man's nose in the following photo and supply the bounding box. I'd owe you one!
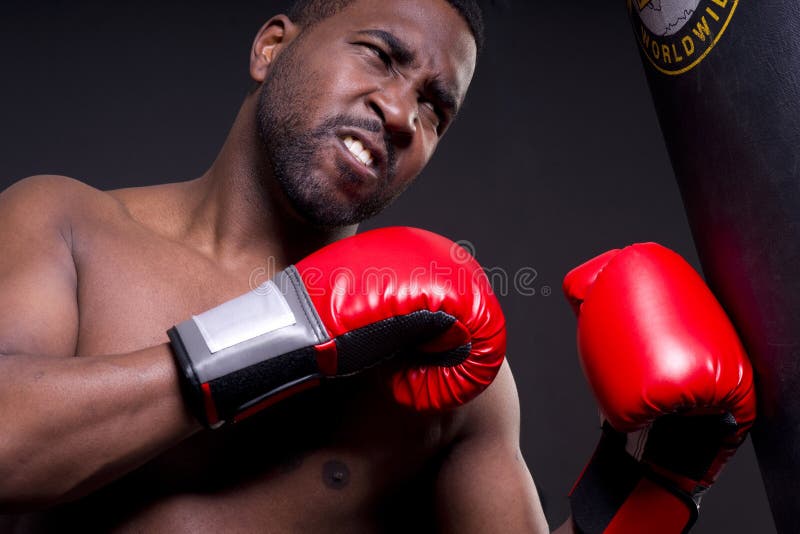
[368,82,417,142]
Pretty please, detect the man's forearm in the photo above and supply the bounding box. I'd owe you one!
[0,344,199,512]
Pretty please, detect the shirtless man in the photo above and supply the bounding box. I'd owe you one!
[0,0,549,532]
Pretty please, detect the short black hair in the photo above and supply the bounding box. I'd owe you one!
[285,0,485,53]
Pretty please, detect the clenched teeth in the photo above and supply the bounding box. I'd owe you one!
[343,136,374,167]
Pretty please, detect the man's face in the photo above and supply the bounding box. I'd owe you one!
[257,0,477,228]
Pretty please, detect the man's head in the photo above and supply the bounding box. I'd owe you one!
[285,0,485,54]
[250,0,481,228]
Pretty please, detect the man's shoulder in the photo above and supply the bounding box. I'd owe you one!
[1,175,123,228]
[4,174,105,198]
[447,359,522,444]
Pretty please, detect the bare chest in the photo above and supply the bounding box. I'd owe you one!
[56,218,452,532]
[72,220,246,356]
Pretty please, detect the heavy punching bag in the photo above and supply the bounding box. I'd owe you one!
[624,1,799,531]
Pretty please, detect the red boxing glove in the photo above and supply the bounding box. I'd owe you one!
[563,243,756,534]
[169,227,506,427]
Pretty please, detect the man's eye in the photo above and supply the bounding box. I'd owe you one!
[361,43,392,67]
[420,101,443,129]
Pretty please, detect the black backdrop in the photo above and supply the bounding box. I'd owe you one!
[0,1,775,532]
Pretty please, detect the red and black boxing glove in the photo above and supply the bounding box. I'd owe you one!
[168,226,506,428]
[563,243,756,534]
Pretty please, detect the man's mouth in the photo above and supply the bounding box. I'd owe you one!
[341,135,374,168]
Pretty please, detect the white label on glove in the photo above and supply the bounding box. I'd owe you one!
[192,280,296,353]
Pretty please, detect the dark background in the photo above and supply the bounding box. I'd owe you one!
[0,1,775,532]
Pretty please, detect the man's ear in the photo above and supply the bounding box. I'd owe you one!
[250,15,300,83]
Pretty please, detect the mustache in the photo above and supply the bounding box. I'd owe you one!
[313,115,397,179]
[318,115,382,134]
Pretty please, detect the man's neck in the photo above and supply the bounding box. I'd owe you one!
[180,95,356,270]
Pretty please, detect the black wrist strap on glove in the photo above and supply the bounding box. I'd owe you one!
[569,422,699,534]
[168,267,330,429]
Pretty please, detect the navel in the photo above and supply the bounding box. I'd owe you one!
[321,459,350,490]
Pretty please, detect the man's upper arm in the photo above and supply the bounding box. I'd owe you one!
[0,175,79,357]
[435,360,549,533]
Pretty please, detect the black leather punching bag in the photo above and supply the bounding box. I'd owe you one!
[625,1,800,531]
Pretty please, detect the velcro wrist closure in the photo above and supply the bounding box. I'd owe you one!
[570,424,698,534]
[168,267,330,428]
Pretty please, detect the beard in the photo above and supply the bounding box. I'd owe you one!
[256,39,403,229]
